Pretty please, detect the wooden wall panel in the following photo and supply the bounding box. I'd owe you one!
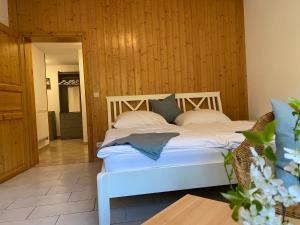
[9,0,248,158]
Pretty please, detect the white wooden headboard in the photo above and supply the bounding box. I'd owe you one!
[106,92,223,128]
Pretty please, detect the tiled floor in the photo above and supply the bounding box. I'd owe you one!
[0,162,229,225]
[38,139,89,166]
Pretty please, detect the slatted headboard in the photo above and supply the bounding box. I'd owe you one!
[106,92,223,128]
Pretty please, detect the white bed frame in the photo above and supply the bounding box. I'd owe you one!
[97,92,232,225]
[106,92,223,128]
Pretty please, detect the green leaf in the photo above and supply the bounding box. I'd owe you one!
[252,200,263,212]
[231,205,240,221]
[229,169,233,180]
[263,120,276,142]
[264,145,277,162]
[221,192,243,205]
[222,151,234,165]
[289,98,300,113]
[295,130,300,142]
[236,184,244,192]
[236,186,247,199]
[243,131,265,145]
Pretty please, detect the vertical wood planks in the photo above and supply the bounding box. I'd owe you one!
[8,0,248,157]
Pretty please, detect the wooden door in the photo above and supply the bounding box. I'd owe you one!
[0,23,38,182]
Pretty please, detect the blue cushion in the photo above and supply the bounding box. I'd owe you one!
[272,99,300,187]
[150,94,181,123]
[276,167,299,187]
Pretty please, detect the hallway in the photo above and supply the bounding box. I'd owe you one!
[38,139,89,166]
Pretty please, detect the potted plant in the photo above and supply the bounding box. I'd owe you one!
[222,98,300,225]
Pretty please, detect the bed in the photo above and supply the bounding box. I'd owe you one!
[96,92,253,225]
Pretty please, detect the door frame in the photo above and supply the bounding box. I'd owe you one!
[22,32,94,164]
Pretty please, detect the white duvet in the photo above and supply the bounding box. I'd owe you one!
[97,121,254,159]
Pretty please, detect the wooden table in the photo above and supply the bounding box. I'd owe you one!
[143,194,300,225]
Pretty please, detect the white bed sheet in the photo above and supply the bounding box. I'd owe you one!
[97,121,254,172]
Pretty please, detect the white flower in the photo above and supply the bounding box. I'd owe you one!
[240,206,283,225]
[270,179,284,187]
[250,162,281,198]
[260,207,282,225]
[251,148,265,169]
[284,147,300,164]
[275,186,292,207]
[288,185,300,202]
[240,206,264,225]
[250,164,264,186]
[284,161,300,177]
[275,185,300,207]
[263,167,272,179]
[233,147,300,225]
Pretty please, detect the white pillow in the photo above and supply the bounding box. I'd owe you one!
[175,109,231,126]
[113,111,168,129]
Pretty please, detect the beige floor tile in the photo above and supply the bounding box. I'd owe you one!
[0,207,34,223]
[0,216,58,225]
[2,179,76,191]
[0,187,50,201]
[2,176,61,187]
[59,169,99,178]
[0,199,14,210]
[56,211,98,225]
[69,190,97,202]
[47,184,96,195]
[8,193,71,209]
[94,199,98,210]
[58,175,80,184]
[76,176,97,185]
[29,200,95,219]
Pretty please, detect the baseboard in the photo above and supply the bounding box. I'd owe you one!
[38,139,50,150]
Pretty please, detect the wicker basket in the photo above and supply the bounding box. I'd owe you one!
[232,112,300,219]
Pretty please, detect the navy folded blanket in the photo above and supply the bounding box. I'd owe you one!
[101,132,180,160]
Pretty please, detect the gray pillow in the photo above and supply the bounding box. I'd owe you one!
[272,99,300,187]
[149,94,181,123]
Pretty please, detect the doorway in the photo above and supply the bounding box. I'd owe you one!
[31,42,89,166]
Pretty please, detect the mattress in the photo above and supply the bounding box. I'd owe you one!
[102,146,228,172]
[98,121,254,172]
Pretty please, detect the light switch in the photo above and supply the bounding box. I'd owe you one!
[93,92,100,98]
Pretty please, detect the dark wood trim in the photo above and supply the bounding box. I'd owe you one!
[81,32,95,162]
[0,22,19,37]
[20,38,39,167]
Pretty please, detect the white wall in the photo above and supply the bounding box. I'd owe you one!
[244,0,300,119]
[32,44,49,149]
[78,49,88,143]
[0,0,9,26]
[46,65,79,136]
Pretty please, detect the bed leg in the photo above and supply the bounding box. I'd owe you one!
[97,173,110,225]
